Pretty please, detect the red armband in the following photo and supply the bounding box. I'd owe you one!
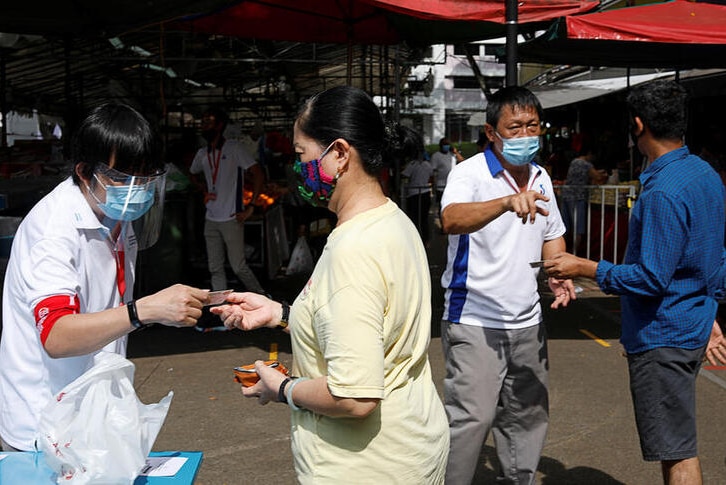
[34,295,80,346]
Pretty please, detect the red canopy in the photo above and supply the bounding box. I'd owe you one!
[180,0,599,44]
[369,0,599,23]
[518,0,726,68]
[566,0,726,44]
[181,0,399,44]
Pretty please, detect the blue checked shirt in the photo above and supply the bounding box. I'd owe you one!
[595,146,726,353]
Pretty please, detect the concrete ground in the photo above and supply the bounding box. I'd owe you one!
[127,223,726,485]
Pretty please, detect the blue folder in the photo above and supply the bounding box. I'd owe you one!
[0,450,202,484]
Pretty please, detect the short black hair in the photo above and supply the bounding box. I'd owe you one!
[486,86,543,129]
[626,80,687,141]
[71,103,159,184]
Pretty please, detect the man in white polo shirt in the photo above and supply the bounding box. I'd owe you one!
[439,86,576,485]
[0,103,208,452]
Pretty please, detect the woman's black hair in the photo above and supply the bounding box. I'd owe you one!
[71,103,159,184]
[296,86,386,176]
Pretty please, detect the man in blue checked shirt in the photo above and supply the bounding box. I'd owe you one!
[545,80,726,485]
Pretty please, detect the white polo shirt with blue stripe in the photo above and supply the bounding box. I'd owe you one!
[440,147,565,330]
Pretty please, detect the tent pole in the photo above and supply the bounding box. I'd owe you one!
[505,0,519,86]
[1,52,6,148]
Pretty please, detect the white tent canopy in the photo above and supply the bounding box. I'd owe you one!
[467,68,726,128]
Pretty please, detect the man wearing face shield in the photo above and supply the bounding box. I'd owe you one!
[0,103,209,452]
[439,86,576,485]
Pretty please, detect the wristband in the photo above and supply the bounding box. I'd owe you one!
[278,377,292,404]
[278,302,290,329]
[127,300,145,329]
[286,377,309,411]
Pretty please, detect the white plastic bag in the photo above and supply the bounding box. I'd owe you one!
[38,351,173,484]
[285,236,314,276]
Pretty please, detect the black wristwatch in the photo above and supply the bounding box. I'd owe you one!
[127,300,146,329]
[278,302,290,329]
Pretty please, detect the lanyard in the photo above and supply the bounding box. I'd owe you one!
[207,147,223,191]
[115,248,126,301]
[502,169,540,194]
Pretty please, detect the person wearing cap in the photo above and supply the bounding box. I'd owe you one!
[0,103,208,452]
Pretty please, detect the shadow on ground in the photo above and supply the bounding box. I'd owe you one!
[471,445,626,485]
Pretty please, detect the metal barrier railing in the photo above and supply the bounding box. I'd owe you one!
[564,184,638,262]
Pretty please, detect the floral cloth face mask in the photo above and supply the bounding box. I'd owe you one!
[294,141,338,207]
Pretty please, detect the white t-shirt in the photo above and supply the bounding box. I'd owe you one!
[288,199,448,483]
[0,178,132,450]
[440,148,565,330]
[189,139,257,222]
[431,150,455,190]
[401,159,433,197]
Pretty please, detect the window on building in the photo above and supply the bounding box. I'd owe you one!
[453,44,474,56]
[483,45,502,57]
[452,76,479,89]
[451,76,505,90]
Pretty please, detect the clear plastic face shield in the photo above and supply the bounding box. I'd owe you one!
[87,162,167,249]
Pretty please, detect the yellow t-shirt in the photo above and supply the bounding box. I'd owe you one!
[289,199,448,484]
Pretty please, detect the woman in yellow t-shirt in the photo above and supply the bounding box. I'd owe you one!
[212,85,449,484]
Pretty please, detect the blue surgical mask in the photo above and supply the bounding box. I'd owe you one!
[89,175,156,221]
[442,144,451,153]
[496,132,540,166]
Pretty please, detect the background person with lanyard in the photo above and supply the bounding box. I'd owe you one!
[0,103,208,452]
[190,107,266,294]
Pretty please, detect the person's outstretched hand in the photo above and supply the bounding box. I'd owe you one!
[210,292,279,330]
[506,190,550,224]
[547,277,576,309]
[137,284,207,327]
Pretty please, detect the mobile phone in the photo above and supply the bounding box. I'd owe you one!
[205,289,233,306]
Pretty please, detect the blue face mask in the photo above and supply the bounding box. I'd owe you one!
[90,175,156,221]
[496,132,540,166]
[442,144,451,153]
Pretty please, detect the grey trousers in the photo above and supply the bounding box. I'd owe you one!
[442,321,549,485]
[204,219,264,293]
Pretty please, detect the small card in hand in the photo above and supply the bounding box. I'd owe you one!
[529,260,547,268]
[205,289,233,307]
